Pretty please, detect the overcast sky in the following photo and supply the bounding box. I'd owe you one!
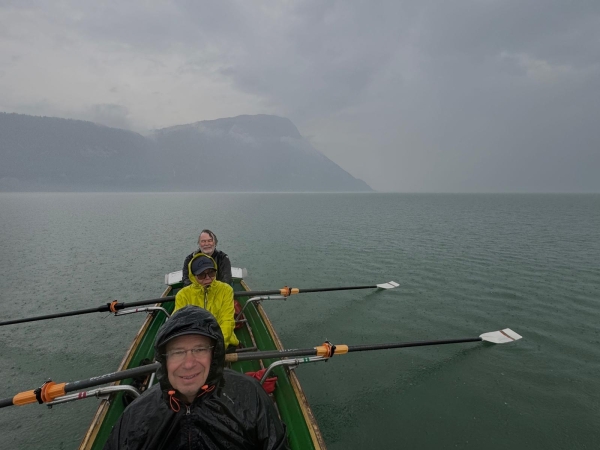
[1,1,599,192]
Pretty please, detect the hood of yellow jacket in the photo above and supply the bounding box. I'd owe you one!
[187,253,218,290]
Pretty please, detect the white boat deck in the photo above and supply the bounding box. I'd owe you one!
[164,267,245,286]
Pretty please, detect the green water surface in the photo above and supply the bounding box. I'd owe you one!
[0,193,598,449]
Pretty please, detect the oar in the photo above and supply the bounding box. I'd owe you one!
[0,297,174,326]
[239,281,399,297]
[225,328,523,363]
[0,328,521,408]
[0,362,161,408]
[0,282,399,327]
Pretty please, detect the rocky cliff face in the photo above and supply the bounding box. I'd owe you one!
[0,112,372,192]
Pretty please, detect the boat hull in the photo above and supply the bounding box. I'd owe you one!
[80,277,325,450]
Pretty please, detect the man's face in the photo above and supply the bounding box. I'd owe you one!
[165,334,213,403]
[195,268,216,287]
[198,232,215,255]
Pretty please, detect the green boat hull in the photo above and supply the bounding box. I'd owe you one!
[80,277,325,449]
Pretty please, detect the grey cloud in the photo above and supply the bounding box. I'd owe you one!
[213,2,416,120]
[414,1,600,65]
[0,1,599,192]
[80,104,133,131]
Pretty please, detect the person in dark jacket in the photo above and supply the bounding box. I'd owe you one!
[104,306,289,450]
[182,229,232,286]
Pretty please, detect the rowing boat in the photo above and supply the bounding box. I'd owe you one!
[0,270,521,448]
[79,268,326,449]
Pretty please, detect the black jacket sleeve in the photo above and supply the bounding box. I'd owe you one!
[103,414,124,450]
[254,381,290,450]
[216,252,233,286]
[182,251,195,286]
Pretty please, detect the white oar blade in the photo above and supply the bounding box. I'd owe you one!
[479,328,522,344]
[376,281,400,289]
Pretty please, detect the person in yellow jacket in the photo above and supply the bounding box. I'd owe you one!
[174,254,240,349]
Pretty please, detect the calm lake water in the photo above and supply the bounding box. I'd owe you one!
[0,193,598,449]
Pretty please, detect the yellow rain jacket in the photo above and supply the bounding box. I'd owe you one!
[174,254,240,348]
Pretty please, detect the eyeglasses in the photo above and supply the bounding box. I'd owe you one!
[199,239,214,244]
[196,269,216,280]
[164,346,214,362]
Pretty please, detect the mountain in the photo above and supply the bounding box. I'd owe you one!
[152,115,372,192]
[0,112,372,192]
[0,113,159,191]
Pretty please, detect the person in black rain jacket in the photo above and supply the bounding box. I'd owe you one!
[182,229,232,286]
[104,306,289,450]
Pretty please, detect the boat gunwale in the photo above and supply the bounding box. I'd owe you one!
[246,279,326,449]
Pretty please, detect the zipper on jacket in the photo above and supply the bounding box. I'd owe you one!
[186,405,191,415]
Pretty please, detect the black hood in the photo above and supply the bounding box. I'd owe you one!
[154,305,226,391]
